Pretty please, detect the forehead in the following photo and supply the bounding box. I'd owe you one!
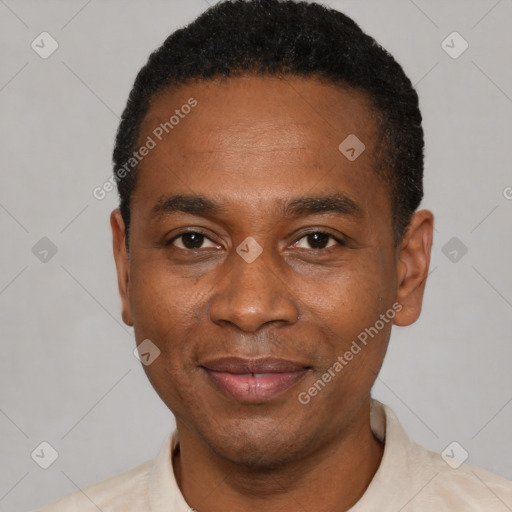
[133,75,389,224]
[141,75,377,147]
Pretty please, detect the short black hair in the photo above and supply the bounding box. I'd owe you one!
[113,0,423,248]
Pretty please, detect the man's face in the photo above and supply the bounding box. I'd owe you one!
[112,75,422,467]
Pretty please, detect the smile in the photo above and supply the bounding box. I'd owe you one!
[201,357,310,403]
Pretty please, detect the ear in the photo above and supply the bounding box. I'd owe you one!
[111,209,133,327]
[393,209,434,327]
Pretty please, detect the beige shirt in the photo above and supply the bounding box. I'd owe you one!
[38,400,512,511]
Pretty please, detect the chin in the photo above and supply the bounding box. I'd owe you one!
[203,421,312,470]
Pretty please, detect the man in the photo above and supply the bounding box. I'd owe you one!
[40,0,512,510]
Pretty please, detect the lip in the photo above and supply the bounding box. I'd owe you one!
[201,357,310,403]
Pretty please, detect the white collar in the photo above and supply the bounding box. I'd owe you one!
[147,399,423,512]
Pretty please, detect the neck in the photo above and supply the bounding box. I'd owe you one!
[173,399,383,512]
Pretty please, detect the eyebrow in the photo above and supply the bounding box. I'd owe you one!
[150,193,362,221]
[151,194,222,218]
[282,194,362,219]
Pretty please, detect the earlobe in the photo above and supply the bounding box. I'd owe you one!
[393,209,434,327]
[110,209,133,327]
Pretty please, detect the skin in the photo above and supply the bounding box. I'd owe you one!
[111,75,433,512]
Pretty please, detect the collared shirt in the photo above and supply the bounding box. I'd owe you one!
[38,399,512,511]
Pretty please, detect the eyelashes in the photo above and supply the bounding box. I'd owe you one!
[167,230,346,251]
[169,232,219,250]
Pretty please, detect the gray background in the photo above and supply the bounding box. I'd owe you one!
[1,0,511,510]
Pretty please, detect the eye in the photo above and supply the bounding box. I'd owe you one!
[294,232,342,250]
[169,231,219,250]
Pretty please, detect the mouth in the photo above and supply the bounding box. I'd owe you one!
[200,357,311,403]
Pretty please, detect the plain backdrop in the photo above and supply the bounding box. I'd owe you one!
[1,0,511,510]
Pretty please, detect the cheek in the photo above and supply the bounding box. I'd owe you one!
[298,253,396,396]
[128,263,205,386]
[130,254,200,325]
[313,254,394,330]
[129,268,203,413]
[299,269,394,408]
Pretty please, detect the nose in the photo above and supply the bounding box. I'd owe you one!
[209,246,299,333]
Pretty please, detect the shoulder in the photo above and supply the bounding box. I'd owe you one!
[37,459,153,511]
[407,441,512,510]
[367,400,512,511]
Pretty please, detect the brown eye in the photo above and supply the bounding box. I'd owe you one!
[170,232,218,250]
[295,232,340,250]
[307,233,330,249]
